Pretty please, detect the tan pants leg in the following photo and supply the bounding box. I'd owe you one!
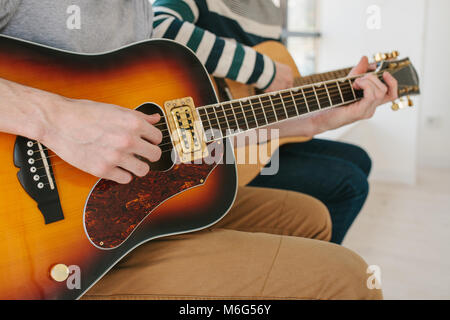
[83,187,382,300]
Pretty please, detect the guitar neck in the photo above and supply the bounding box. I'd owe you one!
[197,72,376,141]
[293,67,353,87]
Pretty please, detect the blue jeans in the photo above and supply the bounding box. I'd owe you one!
[248,138,372,244]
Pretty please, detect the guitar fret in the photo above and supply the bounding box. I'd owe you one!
[203,70,385,143]
[289,90,300,116]
[268,95,280,122]
[239,100,251,130]
[230,104,240,131]
[242,99,258,129]
[261,95,277,123]
[327,82,342,105]
[232,101,248,131]
[336,80,345,104]
[224,102,240,132]
[300,88,311,113]
[213,105,226,137]
[281,92,298,118]
[258,96,269,125]
[317,84,332,109]
[303,86,320,112]
[312,85,321,109]
[348,79,357,100]
[339,79,356,103]
[198,109,210,132]
[324,83,333,106]
[212,105,224,138]
[278,93,289,118]
[198,107,214,140]
[270,94,287,120]
[219,103,232,135]
[249,98,261,127]
[292,88,309,115]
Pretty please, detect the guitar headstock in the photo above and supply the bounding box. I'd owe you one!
[374,51,420,111]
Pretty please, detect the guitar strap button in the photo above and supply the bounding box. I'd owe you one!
[50,264,70,282]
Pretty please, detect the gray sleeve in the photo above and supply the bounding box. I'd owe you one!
[0,0,21,30]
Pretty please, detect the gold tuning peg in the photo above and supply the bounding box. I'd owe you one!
[374,52,388,62]
[407,96,414,107]
[390,51,399,59]
[391,102,400,111]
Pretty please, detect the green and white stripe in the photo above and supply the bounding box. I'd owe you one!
[152,0,280,90]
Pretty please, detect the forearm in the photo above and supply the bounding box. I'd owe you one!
[152,2,276,90]
[265,117,316,140]
[0,78,59,140]
[0,77,164,184]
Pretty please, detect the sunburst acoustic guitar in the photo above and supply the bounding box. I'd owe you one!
[211,41,407,185]
[0,35,420,299]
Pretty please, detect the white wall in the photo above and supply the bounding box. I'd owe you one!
[316,0,428,184]
[418,0,450,169]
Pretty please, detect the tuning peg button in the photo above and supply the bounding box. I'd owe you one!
[391,102,400,111]
[407,96,414,107]
[375,53,388,62]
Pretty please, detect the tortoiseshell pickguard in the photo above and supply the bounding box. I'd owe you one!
[84,162,216,249]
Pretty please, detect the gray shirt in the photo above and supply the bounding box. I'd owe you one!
[0,0,153,53]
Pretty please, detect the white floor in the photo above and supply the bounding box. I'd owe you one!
[343,167,450,300]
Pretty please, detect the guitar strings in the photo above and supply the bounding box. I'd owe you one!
[166,71,385,132]
[197,70,385,113]
[30,83,355,158]
[185,71,390,134]
[31,83,358,155]
[33,82,365,161]
[30,70,393,171]
[200,85,361,131]
[30,71,385,150]
[33,84,358,161]
[27,82,350,151]
[32,85,360,170]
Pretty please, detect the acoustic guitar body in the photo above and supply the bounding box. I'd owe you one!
[0,36,237,299]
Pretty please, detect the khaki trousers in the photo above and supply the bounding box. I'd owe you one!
[83,187,382,300]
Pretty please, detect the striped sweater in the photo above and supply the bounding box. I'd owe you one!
[152,0,282,90]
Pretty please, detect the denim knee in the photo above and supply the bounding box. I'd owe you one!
[344,166,370,204]
[351,145,372,177]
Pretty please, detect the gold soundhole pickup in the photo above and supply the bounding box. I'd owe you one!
[164,97,208,163]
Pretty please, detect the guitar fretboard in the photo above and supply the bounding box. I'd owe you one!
[197,75,366,141]
[293,67,353,87]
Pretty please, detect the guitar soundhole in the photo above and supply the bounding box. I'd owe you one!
[136,103,174,172]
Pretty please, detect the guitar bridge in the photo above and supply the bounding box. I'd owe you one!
[164,97,208,163]
[13,136,64,224]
